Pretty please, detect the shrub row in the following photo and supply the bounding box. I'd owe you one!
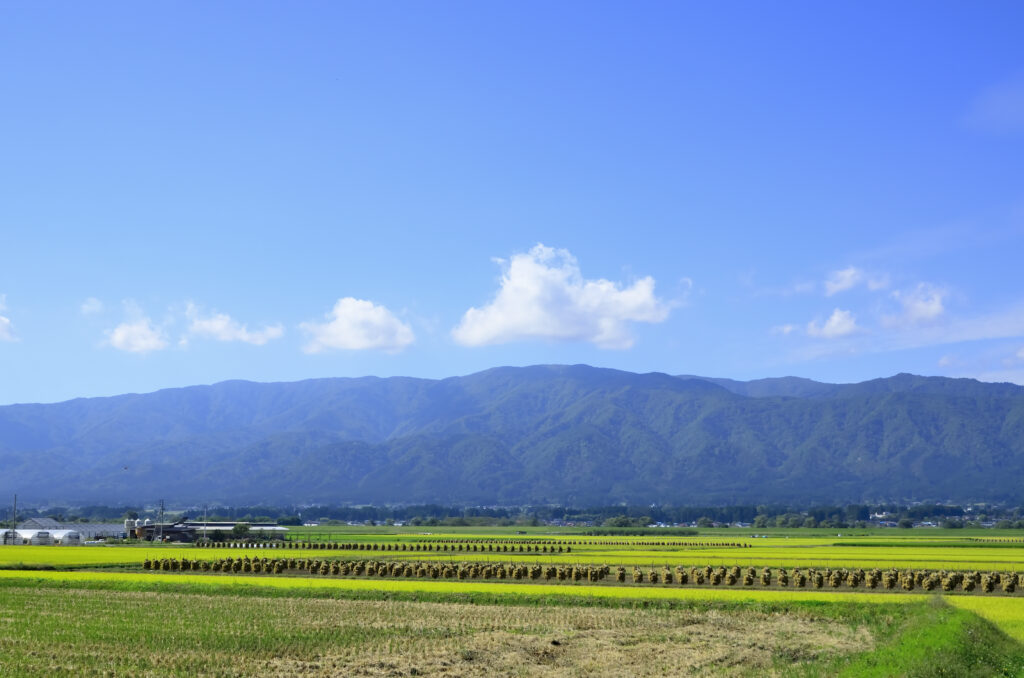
[196,542,281,549]
[140,558,1021,594]
[970,538,1024,544]
[405,540,749,548]
[199,539,749,552]
[197,541,573,553]
[143,557,602,580]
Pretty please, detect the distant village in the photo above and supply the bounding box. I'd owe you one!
[1,516,289,546]
[2,501,1019,545]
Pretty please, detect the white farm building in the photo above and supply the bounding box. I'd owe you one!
[1,529,80,545]
[1,517,127,545]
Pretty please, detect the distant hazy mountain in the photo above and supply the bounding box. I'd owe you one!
[675,375,838,398]
[1,365,1022,506]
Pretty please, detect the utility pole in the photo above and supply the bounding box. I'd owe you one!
[11,494,16,546]
[203,504,208,541]
[157,499,164,543]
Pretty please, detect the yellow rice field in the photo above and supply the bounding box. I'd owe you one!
[7,540,1024,572]
[0,567,927,604]
[10,567,1024,641]
[947,596,1024,642]
[6,543,1024,665]
[7,533,1024,645]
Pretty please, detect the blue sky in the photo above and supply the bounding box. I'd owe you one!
[2,2,1023,405]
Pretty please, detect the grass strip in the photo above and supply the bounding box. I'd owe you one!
[821,598,1024,677]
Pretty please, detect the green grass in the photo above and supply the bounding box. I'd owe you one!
[827,598,1024,677]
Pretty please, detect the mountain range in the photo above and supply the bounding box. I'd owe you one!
[2,364,1023,506]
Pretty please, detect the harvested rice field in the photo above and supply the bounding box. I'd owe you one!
[0,583,892,677]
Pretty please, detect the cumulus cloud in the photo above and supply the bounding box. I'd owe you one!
[106,317,168,353]
[824,267,889,296]
[0,294,14,342]
[791,297,1024,365]
[452,244,670,349]
[807,308,859,339]
[771,324,796,336]
[888,283,946,325]
[80,297,104,315]
[853,302,1024,355]
[185,303,283,346]
[301,297,414,353]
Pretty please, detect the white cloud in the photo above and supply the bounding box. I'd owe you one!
[824,267,864,296]
[301,297,414,353]
[1018,346,1024,360]
[451,244,670,349]
[791,281,816,294]
[746,279,815,298]
[975,368,1024,386]
[185,304,283,346]
[866,273,890,291]
[80,297,104,315]
[795,300,1024,364]
[824,267,889,296]
[888,283,946,325]
[771,324,796,336]
[0,294,13,342]
[677,276,695,302]
[807,308,859,339]
[106,318,168,353]
[967,75,1024,134]
[935,305,1024,345]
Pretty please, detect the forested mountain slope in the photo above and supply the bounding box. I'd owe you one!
[2,365,1022,505]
